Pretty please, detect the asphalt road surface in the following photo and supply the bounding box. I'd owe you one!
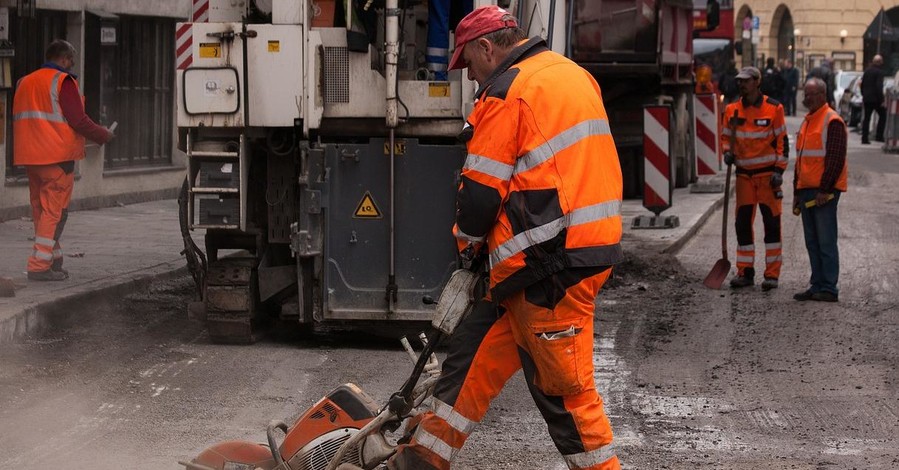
[1,140,897,469]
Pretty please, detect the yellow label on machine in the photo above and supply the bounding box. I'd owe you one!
[199,42,221,58]
[383,140,406,156]
[354,192,382,219]
[429,82,450,97]
[268,41,280,52]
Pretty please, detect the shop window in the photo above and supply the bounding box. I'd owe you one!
[101,16,175,169]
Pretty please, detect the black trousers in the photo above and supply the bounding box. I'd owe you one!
[862,102,886,142]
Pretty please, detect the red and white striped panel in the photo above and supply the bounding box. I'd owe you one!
[643,106,672,211]
[192,0,210,22]
[693,93,719,175]
[176,23,193,70]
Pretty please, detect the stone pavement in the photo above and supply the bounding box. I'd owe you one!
[0,200,186,342]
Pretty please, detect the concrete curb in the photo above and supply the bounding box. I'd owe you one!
[661,190,728,255]
[0,260,188,344]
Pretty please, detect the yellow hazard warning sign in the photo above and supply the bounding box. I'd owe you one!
[199,42,222,58]
[354,192,382,219]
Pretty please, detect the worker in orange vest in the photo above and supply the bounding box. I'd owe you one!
[720,66,788,290]
[387,6,623,470]
[13,40,114,281]
[792,77,847,302]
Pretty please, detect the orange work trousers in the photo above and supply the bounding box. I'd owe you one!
[388,267,620,470]
[734,173,782,280]
[26,163,74,273]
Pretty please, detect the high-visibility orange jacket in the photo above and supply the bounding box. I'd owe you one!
[796,104,848,192]
[13,68,86,165]
[453,37,624,301]
[721,95,787,174]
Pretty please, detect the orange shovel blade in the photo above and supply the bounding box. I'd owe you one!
[703,258,731,289]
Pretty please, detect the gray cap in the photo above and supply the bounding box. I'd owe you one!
[735,66,761,80]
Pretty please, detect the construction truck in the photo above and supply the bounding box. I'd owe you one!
[176,0,696,343]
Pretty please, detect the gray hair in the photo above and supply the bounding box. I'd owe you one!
[45,40,76,62]
[805,77,826,91]
[480,16,527,49]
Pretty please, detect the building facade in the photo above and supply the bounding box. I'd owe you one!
[734,0,899,76]
[0,0,190,219]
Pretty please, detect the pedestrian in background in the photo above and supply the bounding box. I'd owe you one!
[12,40,114,281]
[388,5,624,470]
[807,59,836,108]
[792,78,847,303]
[760,57,785,101]
[860,54,886,144]
[781,59,799,116]
[718,59,740,104]
[721,66,788,291]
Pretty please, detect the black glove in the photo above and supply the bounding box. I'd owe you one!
[770,172,783,188]
[723,151,735,166]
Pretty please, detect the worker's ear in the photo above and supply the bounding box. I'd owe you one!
[476,37,493,57]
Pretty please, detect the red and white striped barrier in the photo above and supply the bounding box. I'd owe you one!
[693,93,719,175]
[643,105,673,215]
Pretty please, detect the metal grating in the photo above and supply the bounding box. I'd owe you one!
[291,428,363,470]
[323,47,350,103]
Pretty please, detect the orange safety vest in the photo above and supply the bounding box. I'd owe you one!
[454,38,624,301]
[796,104,848,191]
[13,68,85,166]
[721,95,787,173]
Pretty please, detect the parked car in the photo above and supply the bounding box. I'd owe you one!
[833,70,862,105]
[838,76,862,127]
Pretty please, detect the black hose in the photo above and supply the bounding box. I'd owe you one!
[178,178,207,299]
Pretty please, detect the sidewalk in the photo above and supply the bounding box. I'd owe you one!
[0,200,186,343]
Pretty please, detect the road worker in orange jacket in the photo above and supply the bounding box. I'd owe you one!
[13,40,114,281]
[720,66,788,290]
[387,6,624,470]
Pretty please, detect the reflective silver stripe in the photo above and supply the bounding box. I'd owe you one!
[13,72,68,123]
[454,227,485,243]
[765,243,782,250]
[735,130,773,138]
[52,250,63,259]
[766,255,783,263]
[464,153,514,181]
[13,110,67,123]
[489,200,621,266]
[50,72,63,116]
[515,119,611,174]
[722,128,734,136]
[427,47,448,57]
[32,250,54,261]
[801,149,826,157]
[413,428,457,463]
[736,154,777,167]
[34,236,56,247]
[735,255,754,263]
[431,397,479,435]
[773,125,786,135]
[563,443,617,469]
[737,244,755,251]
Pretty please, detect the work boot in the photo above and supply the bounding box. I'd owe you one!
[793,290,815,301]
[761,278,778,291]
[27,269,68,281]
[811,291,839,302]
[729,268,754,288]
[51,259,69,276]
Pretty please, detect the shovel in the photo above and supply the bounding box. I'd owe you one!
[703,110,738,289]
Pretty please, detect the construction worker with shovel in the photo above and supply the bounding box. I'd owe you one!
[720,66,788,290]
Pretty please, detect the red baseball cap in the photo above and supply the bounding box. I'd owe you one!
[448,6,519,71]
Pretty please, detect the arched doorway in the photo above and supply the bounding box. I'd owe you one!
[735,4,754,67]
[770,5,794,65]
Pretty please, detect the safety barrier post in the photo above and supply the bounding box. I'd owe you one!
[883,89,899,154]
[690,93,725,193]
[633,105,680,229]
